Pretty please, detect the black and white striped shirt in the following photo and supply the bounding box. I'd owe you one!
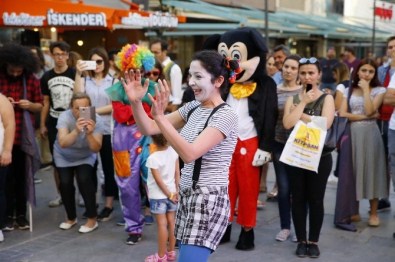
[178,101,238,190]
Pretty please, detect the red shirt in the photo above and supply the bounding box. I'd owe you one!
[0,72,42,145]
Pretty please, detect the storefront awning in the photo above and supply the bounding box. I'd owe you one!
[161,0,389,40]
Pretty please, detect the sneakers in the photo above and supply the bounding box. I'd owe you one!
[291,234,298,242]
[117,219,126,226]
[295,242,308,257]
[16,216,30,230]
[0,230,3,242]
[126,234,142,245]
[275,229,290,242]
[307,243,320,258]
[97,207,113,222]
[2,217,14,231]
[144,253,167,262]
[167,251,176,261]
[144,215,154,225]
[377,199,391,212]
[48,196,62,207]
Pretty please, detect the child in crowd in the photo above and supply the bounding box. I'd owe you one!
[145,134,179,262]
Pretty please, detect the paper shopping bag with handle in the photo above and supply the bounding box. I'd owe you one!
[280,116,327,172]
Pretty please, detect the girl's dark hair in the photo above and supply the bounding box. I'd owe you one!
[192,50,239,94]
[151,134,168,147]
[284,54,301,64]
[332,62,349,83]
[351,58,380,88]
[299,58,322,73]
[0,43,40,74]
[88,47,110,77]
[69,92,91,108]
[347,58,380,106]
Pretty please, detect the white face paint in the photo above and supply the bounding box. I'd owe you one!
[188,60,216,103]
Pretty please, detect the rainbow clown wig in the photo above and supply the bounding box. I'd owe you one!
[106,43,157,105]
[115,43,155,72]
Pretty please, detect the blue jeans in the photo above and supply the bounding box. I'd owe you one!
[272,141,291,230]
[386,129,395,191]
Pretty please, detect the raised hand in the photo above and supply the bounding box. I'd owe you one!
[147,79,171,119]
[121,69,150,103]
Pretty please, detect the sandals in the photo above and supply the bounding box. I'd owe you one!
[257,200,265,209]
[145,253,167,262]
[167,251,176,261]
[267,188,278,200]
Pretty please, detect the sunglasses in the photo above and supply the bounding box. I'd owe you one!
[299,57,318,64]
[94,59,104,65]
[144,71,160,77]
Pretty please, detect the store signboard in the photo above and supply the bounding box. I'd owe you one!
[3,12,46,26]
[2,10,107,27]
[121,12,178,28]
[47,9,106,27]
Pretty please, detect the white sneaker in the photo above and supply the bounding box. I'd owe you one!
[292,234,298,242]
[275,229,290,241]
[0,230,4,242]
[48,196,62,207]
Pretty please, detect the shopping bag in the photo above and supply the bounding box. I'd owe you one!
[280,116,327,172]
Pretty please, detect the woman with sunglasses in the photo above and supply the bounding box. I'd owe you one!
[339,59,388,227]
[283,57,335,258]
[144,62,165,82]
[74,47,118,222]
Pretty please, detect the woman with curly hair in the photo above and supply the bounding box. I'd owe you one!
[0,43,43,231]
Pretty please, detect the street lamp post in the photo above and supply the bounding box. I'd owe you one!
[372,0,376,55]
[265,0,269,47]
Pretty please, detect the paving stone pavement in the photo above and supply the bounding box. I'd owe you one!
[0,158,394,262]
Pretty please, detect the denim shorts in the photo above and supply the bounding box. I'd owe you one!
[149,198,177,214]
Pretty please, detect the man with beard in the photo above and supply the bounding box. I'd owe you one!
[0,44,43,231]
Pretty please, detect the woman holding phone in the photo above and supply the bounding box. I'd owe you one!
[74,47,118,222]
[283,57,335,258]
[55,92,104,233]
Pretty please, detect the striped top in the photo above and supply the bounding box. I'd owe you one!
[275,85,302,143]
[178,101,238,190]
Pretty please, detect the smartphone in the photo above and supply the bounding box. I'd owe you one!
[82,60,96,70]
[79,106,96,122]
[306,84,313,92]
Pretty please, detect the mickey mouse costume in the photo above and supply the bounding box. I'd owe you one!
[203,27,278,250]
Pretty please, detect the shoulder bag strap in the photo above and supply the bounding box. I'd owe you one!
[192,103,227,189]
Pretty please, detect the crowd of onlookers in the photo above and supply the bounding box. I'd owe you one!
[0,32,394,262]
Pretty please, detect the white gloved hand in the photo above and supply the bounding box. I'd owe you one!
[252,149,271,166]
